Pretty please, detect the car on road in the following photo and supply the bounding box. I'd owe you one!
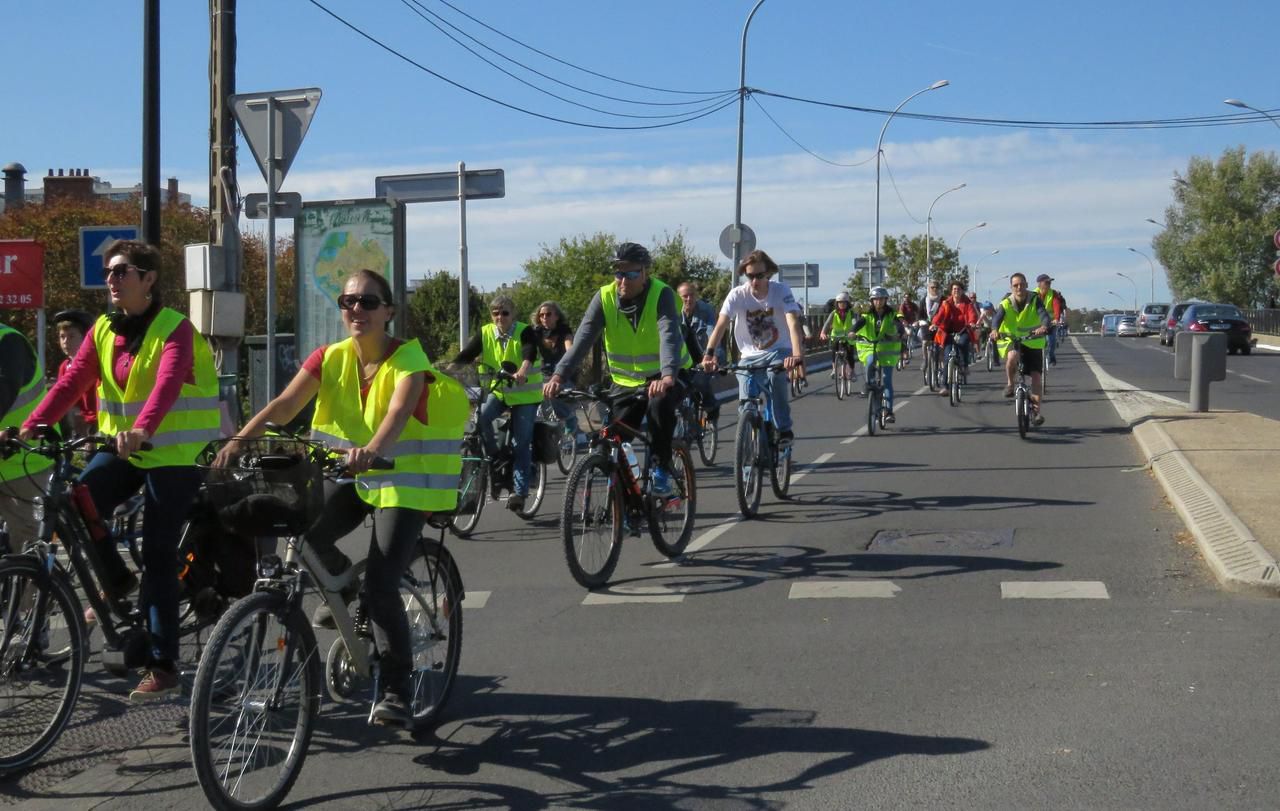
[1159,300,1206,346]
[1117,315,1140,337]
[1101,313,1130,336]
[1137,302,1169,336]
[1177,303,1255,354]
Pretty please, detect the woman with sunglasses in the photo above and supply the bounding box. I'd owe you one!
[23,239,221,702]
[224,268,467,727]
[451,294,542,514]
[531,301,582,441]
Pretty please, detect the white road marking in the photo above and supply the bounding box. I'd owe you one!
[461,590,490,608]
[1238,374,1269,384]
[582,586,685,605]
[1000,581,1110,599]
[789,452,834,485]
[788,580,901,599]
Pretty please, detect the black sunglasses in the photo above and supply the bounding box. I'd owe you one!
[337,293,388,311]
[106,264,146,280]
[613,270,642,280]
[744,271,768,280]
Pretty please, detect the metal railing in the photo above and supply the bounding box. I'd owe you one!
[1243,309,1280,336]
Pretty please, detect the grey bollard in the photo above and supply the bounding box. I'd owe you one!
[1173,331,1227,412]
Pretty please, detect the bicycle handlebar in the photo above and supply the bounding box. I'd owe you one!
[1,426,153,460]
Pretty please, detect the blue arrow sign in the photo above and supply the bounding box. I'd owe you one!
[79,226,139,288]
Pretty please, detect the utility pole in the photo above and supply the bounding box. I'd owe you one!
[142,0,160,244]
[209,0,243,412]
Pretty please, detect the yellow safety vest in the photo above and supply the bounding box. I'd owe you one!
[831,309,854,338]
[997,295,1047,351]
[481,322,543,406]
[854,311,902,367]
[310,338,467,511]
[93,308,220,469]
[601,278,691,388]
[0,324,52,481]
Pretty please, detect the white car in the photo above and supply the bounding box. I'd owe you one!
[1117,316,1139,337]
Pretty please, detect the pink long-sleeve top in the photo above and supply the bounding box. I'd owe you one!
[25,317,195,437]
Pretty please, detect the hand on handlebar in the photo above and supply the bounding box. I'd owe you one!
[701,355,719,373]
[647,374,675,399]
[783,354,805,376]
[345,445,386,475]
[542,375,562,399]
[115,428,151,460]
[818,331,827,342]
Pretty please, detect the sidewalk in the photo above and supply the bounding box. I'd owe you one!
[1075,338,1280,594]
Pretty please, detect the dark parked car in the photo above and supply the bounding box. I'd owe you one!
[1177,303,1255,354]
[1137,303,1169,336]
[1159,300,1204,346]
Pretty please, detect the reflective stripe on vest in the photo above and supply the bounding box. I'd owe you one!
[0,324,53,481]
[481,322,543,406]
[310,338,467,511]
[92,308,221,468]
[601,278,690,388]
[854,312,902,367]
[997,295,1047,351]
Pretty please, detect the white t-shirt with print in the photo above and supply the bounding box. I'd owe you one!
[719,281,802,360]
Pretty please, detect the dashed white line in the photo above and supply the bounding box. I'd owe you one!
[582,587,685,605]
[1239,374,1269,384]
[789,581,901,599]
[1000,581,1110,599]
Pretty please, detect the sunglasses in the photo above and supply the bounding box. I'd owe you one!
[491,309,511,317]
[337,293,387,311]
[744,272,768,280]
[613,270,642,280]
[106,264,145,280]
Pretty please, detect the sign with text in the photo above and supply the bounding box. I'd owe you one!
[0,240,44,308]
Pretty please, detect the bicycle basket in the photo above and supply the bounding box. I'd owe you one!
[532,419,561,464]
[197,438,325,536]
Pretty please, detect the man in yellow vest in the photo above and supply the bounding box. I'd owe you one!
[0,321,52,550]
[992,272,1053,425]
[452,293,542,513]
[1035,273,1067,366]
[543,242,688,496]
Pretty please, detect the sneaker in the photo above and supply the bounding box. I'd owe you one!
[1003,386,1014,398]
[778,430,794,447]
[507,493,526,513]
[1033,413,1045,427]
[885,411,896,424]
[371,690,411,728]
[312,557,359,629]
[938,387,949,396]
[130,667,180,703]
[650,467,674,497]
[84,605,97,628]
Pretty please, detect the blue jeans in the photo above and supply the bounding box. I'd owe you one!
[736,349,792,432]
[478,394,536,497]
[878,364,896,411]
[79,452,203,667]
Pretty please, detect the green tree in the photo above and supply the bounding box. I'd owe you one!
[1154,146,1280,307]
[405,270,485,362]
[649,230,731,308]
[862,234,961,302]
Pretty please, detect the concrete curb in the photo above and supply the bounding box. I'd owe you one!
[1073,337,1280,595]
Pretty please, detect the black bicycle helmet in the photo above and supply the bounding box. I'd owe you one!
[53,309,95,333]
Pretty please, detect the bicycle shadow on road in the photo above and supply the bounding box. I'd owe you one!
[289,678,987,810]
[775,490,1093,523]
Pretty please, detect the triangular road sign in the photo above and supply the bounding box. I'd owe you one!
[230,87,321,191]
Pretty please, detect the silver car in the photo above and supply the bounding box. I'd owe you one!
[1117,316,1139,337]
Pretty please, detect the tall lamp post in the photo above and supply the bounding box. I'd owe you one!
[874,80,949,260]
[925,183,965,282]
[972,248,999,297]
[1128,247,1156,301]
[988,272,1011,302]
[730,0,768,286]
[1224,98,1280,131]
[1107,291,1127,310]
[1116,272,1138,312]
[955,221,987,257]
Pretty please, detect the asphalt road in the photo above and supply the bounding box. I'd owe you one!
[9,341,1280,809]
[1078,332,1280,420]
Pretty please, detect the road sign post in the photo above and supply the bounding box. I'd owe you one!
[778,263,819,315]
[375,167,506,348]
[719,223,757,285]
[853,254,888,289]
[231,87,321,398]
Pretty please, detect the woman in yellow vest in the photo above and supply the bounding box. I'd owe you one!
[819,291,859,382]
[450,293,541,514]
[225,269,467,727]
[22,240,220,702]
[851,286,908,422]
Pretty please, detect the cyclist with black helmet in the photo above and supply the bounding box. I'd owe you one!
[850,287,907,422]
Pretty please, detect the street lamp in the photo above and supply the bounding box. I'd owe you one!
[972,248,999,297]
[925,183,966,281]
[1224,98,1280,131]
[1116,271,1138,312]
[1107,291,1127,310]
[874,80,949,260]
[988,272,1011,302]
[1128,247,1156,301]
[1145,218,1166,228]
[730,0,768,286]
[955,222,987,256]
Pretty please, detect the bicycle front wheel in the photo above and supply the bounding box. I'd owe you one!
[866,384,880,436]
[449,456,487,539]
[948,357,960,406]
[770,434,793,500]
[649,443,696,558]
[561,455,623,589]
[697,406,718,467]
[0,557,86,774]
[1015,388,1030,439]
[556,427,577,476]
[835,358,846,400]
[189,590,321,811]
[735,416,763,518]
[516,461,547,519]
[404,542,463,728]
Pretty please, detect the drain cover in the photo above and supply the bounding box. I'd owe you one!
[868,528,1014,552]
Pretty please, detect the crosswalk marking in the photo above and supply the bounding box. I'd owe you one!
[788,581,901,599]
[462,590,491,608]
[582,590,685,605]
[1000,581,1110,599]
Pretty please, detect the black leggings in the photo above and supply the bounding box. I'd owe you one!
[304,482,426,695]
[613,380,684,469]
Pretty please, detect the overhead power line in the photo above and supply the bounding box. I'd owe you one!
[750,94,875,167]
[308,0,739,130]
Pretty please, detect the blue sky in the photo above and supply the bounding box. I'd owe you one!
[5,0,1278,310]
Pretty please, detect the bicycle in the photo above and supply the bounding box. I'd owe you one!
[557,386,696,589]
[943,334,970,407]
[1004,334,1042,439]
[720,360,793,519]
[830,338,855,400]
[983,333,998,372]
[674,383,719,467]
[917,321,944,391]
[537,397,578,476]
[450,364,547,538]
[0,431,227,774]
[188,435,463,810]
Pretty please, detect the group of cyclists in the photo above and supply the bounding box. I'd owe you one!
[1,236,1068,745]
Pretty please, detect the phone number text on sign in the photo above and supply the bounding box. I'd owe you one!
[0,240,45,309]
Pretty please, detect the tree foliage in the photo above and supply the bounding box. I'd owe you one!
[1154,146,1280,307]
[859,233,962,303]
[405,270,486,362]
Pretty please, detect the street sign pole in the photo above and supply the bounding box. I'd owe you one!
[803,262,810,315]
[459,161,469,348]
[265,96,278,398]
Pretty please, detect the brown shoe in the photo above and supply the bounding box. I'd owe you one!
[129,667,180,703]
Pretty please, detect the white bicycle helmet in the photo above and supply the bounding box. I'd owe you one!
[835,292,851,303]
[869,286,889,299]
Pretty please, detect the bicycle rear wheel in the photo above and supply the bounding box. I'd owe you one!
[649,443,695,558]
[403,542,463,728]
[190,590,320,811]
[734,416,763,519]
[0,557,86,774]
[696,406,718,467]
[560,455,623,589]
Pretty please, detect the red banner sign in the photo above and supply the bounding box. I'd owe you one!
[0,240,44,309]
